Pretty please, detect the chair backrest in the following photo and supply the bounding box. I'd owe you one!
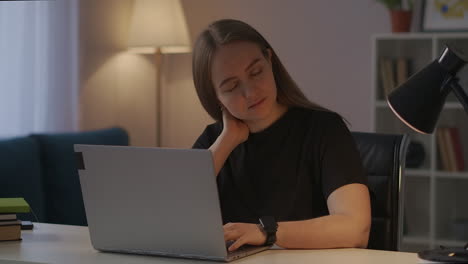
[351,132,410,251]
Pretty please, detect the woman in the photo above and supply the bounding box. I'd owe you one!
[192,19,370,251]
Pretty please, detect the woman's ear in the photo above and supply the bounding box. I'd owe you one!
[265,48,273,64]
[217,100,225,110]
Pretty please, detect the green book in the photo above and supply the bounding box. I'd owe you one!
[0,198,30,213]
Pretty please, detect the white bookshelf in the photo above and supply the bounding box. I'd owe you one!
[371,33,468,252]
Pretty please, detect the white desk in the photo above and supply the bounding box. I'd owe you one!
[0,223,419,264]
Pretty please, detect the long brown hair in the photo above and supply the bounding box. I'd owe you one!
[192,19,333,121]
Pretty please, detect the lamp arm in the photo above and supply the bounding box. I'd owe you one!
[450,79,468,116]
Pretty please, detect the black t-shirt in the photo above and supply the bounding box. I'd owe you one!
[193,107,367,224]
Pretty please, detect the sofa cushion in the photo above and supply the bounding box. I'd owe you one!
[31,127,129,226]
[0,136,47,222]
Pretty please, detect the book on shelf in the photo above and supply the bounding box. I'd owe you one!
[444,127,457,171]
[379,58,395,97]
[448,127,465,171]
[437,127,465,172]
[437,128,451,171]
[396,57,409,86]
[379,57,411,98]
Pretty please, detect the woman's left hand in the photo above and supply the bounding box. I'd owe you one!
[223,222,266,251]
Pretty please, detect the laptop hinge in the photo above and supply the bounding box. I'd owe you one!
[75,152,85,170]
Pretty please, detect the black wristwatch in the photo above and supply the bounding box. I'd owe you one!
[258,216,278,246]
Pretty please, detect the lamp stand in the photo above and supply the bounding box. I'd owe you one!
[418,76,468,262]
[155,48,164,147]
[418,243,468,263]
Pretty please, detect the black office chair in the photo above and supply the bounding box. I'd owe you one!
[352,132,410,251]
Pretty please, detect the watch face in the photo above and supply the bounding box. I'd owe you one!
[260,216,277,233]
[260,216,277,246]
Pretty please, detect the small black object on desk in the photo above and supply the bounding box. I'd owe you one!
[418,243,468,263]
[21,221,34,230]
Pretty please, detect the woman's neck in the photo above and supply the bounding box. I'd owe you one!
[246,103,288,133]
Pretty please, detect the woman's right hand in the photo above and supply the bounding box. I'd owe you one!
[208,107,249,176]
[220,108,249,147]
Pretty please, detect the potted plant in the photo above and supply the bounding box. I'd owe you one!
[377,0,413,32]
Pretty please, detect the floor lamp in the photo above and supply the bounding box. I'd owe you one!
[127,0,191,147]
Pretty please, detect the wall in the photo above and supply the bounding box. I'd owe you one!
[80,0,161,146]
[79,0,392,147]
[79,0,132,131]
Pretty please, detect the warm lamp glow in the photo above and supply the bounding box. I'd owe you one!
[128,0,191,54]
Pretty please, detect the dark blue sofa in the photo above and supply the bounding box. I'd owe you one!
[0,127,129,226]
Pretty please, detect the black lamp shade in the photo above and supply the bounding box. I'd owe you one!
[387,45,468,134]
[387,60,450,134]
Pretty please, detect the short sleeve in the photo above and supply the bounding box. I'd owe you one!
[192,122,222,149]
[319,113,367,199]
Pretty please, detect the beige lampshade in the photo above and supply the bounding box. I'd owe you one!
[128,0,191,54]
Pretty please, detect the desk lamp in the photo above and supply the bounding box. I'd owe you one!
[387,45,468,263]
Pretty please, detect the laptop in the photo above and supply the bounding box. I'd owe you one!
[74,144,270,262]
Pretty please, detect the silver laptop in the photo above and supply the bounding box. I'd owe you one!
[74,144,269,262]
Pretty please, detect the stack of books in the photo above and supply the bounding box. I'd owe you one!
[0,198,30,241]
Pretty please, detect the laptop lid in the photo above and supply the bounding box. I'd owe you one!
[75,145,229,260]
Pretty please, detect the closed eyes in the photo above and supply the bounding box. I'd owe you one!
[223,68,264,93]
[225,81,239,92]
[251,68,263,77]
